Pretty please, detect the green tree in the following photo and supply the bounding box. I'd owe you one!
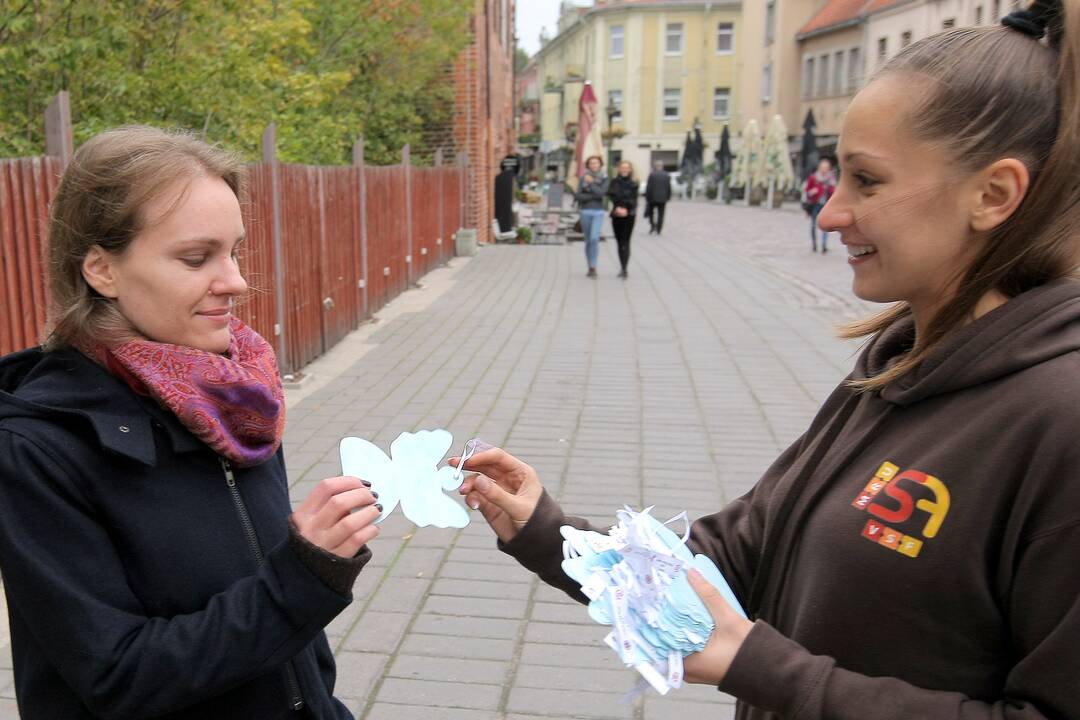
[0,0,472,164]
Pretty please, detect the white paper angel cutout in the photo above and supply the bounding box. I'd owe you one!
[339,429,470,528]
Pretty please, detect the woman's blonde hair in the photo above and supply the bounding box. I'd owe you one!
[44,125,247,351]
[844,0,1079,390]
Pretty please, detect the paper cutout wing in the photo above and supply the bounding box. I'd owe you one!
[339,430,469,529]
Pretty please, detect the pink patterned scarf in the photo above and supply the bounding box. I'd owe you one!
[77,318,285,468]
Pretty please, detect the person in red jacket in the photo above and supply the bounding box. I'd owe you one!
[802,158,837,252]
[454,0,1080,717]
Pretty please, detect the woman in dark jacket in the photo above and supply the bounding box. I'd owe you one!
[0,126,380,719]
[607,160,639,278]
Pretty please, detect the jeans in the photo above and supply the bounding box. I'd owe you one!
[580,209,605,269]
[810,202,828,250]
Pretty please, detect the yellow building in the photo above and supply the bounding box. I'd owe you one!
[535,0,751,177]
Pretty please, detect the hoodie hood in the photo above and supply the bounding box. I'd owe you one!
[855,278,1080,406]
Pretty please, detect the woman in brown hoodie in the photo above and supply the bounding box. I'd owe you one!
[454,1,1080,718]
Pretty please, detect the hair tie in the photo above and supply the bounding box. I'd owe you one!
[1001,0,1056,39]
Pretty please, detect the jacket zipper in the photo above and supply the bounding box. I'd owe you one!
[221,458,305,712]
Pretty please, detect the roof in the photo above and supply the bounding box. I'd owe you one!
[797,0,907,38]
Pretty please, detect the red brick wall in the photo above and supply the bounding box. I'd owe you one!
[451,0,516,245]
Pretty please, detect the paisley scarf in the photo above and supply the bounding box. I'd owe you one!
[77,318,285,468]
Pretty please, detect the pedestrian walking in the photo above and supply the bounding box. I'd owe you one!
[574,156,609,277]
[456,1,1080,717]
[608,160,638,278]
[0,126,380,719]
[802,158,836,252]
[644,160,672,234]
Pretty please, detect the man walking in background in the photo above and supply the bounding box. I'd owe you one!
[644,161,672,234]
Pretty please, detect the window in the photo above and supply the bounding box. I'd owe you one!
[803,56,815,99]
[610,25,624,58]
[901,30,912,47]
[608,89,623,122]
[762,64,773,103]
[717,22,734,54]
[993,0,1001,19]
[942,17,956,29]
[663,88,681,120]
[713,87,731,118]
[765,2,776,44]
[848,47,861,92]
[833,51,845,95]
[666,23,684,54]
[877,36,888,64]
[975,5,984,23]
[818,54,830,97]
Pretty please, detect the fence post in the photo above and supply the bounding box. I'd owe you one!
[353,137,369,321]
[44,91,74,171]
[403,144,413,286]
[434,147,445,266]
[262,123,289,373]
[458,151,468,243]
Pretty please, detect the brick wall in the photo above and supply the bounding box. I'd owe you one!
[451,0,516,244]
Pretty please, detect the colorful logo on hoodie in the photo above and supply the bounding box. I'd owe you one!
[851,461,950,558]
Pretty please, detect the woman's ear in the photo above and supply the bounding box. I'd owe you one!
[82,246,120,299]
[970,158,1029,233]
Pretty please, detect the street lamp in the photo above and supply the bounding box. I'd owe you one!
[605,99,618,171]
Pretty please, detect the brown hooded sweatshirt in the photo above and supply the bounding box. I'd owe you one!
[501,278,1080,719]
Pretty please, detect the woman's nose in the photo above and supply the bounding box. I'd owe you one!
[816,194,852,233]
[211,258,248,297]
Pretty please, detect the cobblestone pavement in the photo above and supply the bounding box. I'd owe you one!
[0,201,879,718]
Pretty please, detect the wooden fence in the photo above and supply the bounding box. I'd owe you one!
[0,147,465,372]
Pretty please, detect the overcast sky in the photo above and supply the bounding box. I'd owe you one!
[516,1,563,55]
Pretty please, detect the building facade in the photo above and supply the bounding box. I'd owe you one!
[453,0,516,243]
[533,0,752,177]
[527,0,849,180]
[797,0,1017,157]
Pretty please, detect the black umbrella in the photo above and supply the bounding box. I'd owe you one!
[800,110,819,181]
[679,131,694,174]
[716,125,733,179]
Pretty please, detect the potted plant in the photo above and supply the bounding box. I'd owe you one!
[516,227,533,244]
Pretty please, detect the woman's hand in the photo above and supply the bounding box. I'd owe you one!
[451,448,544,543]
[291,476,381,558]
[682,569,755,685]
[613,206,628,218]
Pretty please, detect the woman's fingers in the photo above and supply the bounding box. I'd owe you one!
[309,486,379,527]
[320,503,382,551]
[295,476,367,517]
[331,520,380,559]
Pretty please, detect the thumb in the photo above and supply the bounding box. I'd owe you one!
[472,475,527,518]
[687,568,731,622]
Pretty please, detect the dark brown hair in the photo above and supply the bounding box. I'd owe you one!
[844,0,1079,390]
[585,155,604,168]
[45,126,246,351]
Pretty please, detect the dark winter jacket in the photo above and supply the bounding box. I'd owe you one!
[0,347,367,720]
[574,172,609,210]
[501,278,1080,720]
[644,170,672,204]
[607,175,638,216]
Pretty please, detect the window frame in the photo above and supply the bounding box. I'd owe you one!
[608,89,624,122]
[663,87,682,120]
[712,87,731,119]
[665,22,684,55]
[716,22,735,54]
[610,24,624,59]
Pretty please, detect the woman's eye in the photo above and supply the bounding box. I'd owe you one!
[854,173,879,188]
[182,256,207,268]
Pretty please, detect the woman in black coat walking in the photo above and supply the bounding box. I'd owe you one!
[608,160,639,278]
[0,126,380,719]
